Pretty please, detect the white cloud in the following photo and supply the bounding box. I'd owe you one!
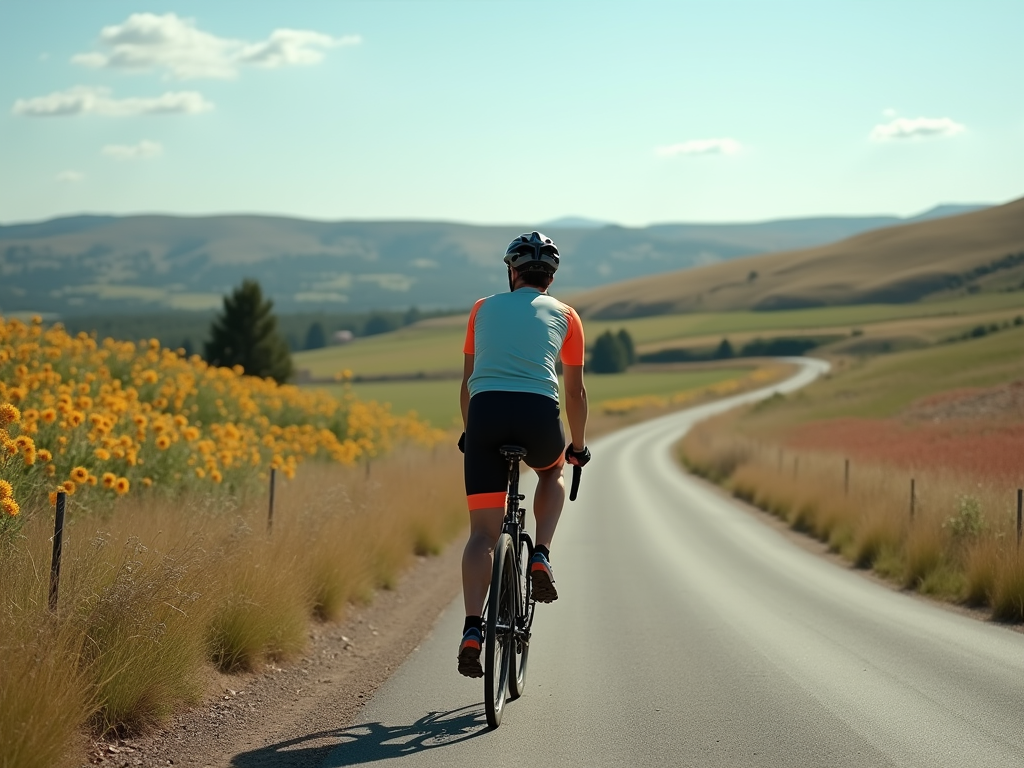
[13,86,213,117]
[656,138,742,157]
[870,116,966,141]
[56,170,84,183]
[72,13,360,80]
[102,140,163,160]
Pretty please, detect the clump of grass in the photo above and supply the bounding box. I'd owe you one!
[902,522,944,588]
[1,537,93,768]
[962,538,1000,606]
[991,552,1024,622]
[81,535,207,734]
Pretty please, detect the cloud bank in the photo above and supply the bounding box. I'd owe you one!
[102,140,164,160]
[13,86,213,117]
[656,138,742,157]
[870,116,965,141]
[72,13,360,80]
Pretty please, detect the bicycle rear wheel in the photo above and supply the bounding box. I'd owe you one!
[484,533,516,728]
[508,534,534,701]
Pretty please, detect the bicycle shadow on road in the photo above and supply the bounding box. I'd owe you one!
[230,704,489,767]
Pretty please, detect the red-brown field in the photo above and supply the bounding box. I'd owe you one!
[787,418,1023,486]
[785,380,1024,486]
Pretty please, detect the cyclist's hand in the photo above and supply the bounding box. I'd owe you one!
[565,444,591,467]
[457,432,466,454]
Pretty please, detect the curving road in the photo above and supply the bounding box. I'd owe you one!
[317,359,1024,767]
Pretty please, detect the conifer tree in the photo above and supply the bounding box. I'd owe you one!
[204,279,293,383]
[590,330,629,373]
[304,321,326,350]
[617,328,637,365]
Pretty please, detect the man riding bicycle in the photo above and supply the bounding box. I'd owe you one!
[457,231,591,678]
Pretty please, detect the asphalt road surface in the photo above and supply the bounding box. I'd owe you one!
[319,359,1024,767]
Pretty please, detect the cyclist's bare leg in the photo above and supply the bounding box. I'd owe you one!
[532,464,565,549]
[462,506,504,615]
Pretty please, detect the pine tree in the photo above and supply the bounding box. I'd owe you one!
[304,321,326,350]
[714,338,735,359]
[590,330,629,373]
[617,328,636,365]
[204,279,293,383]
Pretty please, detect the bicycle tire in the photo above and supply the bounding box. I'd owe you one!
[508,534,534,701]
[485,533,516,728]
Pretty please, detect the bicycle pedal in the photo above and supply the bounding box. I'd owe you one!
[517,494,525,501]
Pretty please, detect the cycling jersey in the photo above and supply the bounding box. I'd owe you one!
[462,288,586,401]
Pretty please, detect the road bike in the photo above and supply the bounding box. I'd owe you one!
[483,445,582,729]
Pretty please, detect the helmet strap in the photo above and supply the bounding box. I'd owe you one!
[507,266,515,292]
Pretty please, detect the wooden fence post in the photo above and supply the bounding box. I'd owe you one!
[910,478,916,522]
[267,468,276,533]
[844,458,849,496]
[48,491,66,611]
[1017,488,1022,549]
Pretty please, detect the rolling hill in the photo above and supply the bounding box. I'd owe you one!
[568,198,1024,319]
[0,205,990,318]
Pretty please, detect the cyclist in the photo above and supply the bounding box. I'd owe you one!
[456,231,591,678]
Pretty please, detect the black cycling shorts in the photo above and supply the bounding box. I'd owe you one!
[464,391,566,510]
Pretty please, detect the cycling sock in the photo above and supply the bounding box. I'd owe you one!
[463,616,483,634]
[535,545,550,561]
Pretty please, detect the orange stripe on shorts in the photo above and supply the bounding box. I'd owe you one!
[467,491,507,511]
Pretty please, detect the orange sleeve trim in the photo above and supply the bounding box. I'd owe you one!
[559,306,586,366]
[463,298,486,355]
[467,491,507,511]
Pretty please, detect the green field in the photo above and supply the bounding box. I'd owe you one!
[293,293,1023,379]
[748,323,1024,427]
[320,367,751,428]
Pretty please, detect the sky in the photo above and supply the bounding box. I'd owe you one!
[1,0,1022,227]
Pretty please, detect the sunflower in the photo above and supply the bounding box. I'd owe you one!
[0,403,20,426]
[61,480,76,495]
[1,498,19,516]
[40,408,57,424]
[0,480,12,500]
[70,466,89,483]
[114,477,130,496]
[94,448,111,461]
[102,472,116,489]
[156,435,171,450]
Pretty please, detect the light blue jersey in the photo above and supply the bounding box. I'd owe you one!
[463,287,586,402]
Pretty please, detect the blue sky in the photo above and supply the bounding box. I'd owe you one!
[1,1,1021,226]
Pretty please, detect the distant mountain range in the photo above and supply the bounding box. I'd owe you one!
[0,204,992,317]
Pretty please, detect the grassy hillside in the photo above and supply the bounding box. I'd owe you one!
[293,291,1024,379]
[569,197,1024,318]
[0,208,988,318]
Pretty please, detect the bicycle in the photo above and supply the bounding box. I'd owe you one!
[483,445,582,729]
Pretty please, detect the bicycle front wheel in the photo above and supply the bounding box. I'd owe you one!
[485,533,516,728]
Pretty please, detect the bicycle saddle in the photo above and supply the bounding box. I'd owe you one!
[499,445,527,460]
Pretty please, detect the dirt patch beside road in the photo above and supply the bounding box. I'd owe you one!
[81,538,465,768]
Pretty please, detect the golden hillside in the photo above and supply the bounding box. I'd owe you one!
[570,197,1024,318]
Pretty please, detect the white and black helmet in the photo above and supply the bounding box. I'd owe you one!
[503,231,560,274]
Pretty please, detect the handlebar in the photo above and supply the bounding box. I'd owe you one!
[569,464,582,502]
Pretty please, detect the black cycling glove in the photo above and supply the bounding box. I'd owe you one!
[457,432,466,454]
[565,444,591,467]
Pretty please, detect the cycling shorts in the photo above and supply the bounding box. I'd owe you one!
[464,391,566,510]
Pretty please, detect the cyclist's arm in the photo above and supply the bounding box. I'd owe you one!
[562,364,587,450]
[460,353,473,429]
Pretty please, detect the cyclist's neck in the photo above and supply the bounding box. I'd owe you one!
[511,285,546,294]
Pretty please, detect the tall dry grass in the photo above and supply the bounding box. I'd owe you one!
[0,445,464,766]
[682,416,1023,619]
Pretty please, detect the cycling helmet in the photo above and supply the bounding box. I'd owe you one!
[503,231,560,274]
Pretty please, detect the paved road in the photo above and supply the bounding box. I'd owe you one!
[319,359,1024,767]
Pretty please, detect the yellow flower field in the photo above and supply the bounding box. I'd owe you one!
[0,316,444,527]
